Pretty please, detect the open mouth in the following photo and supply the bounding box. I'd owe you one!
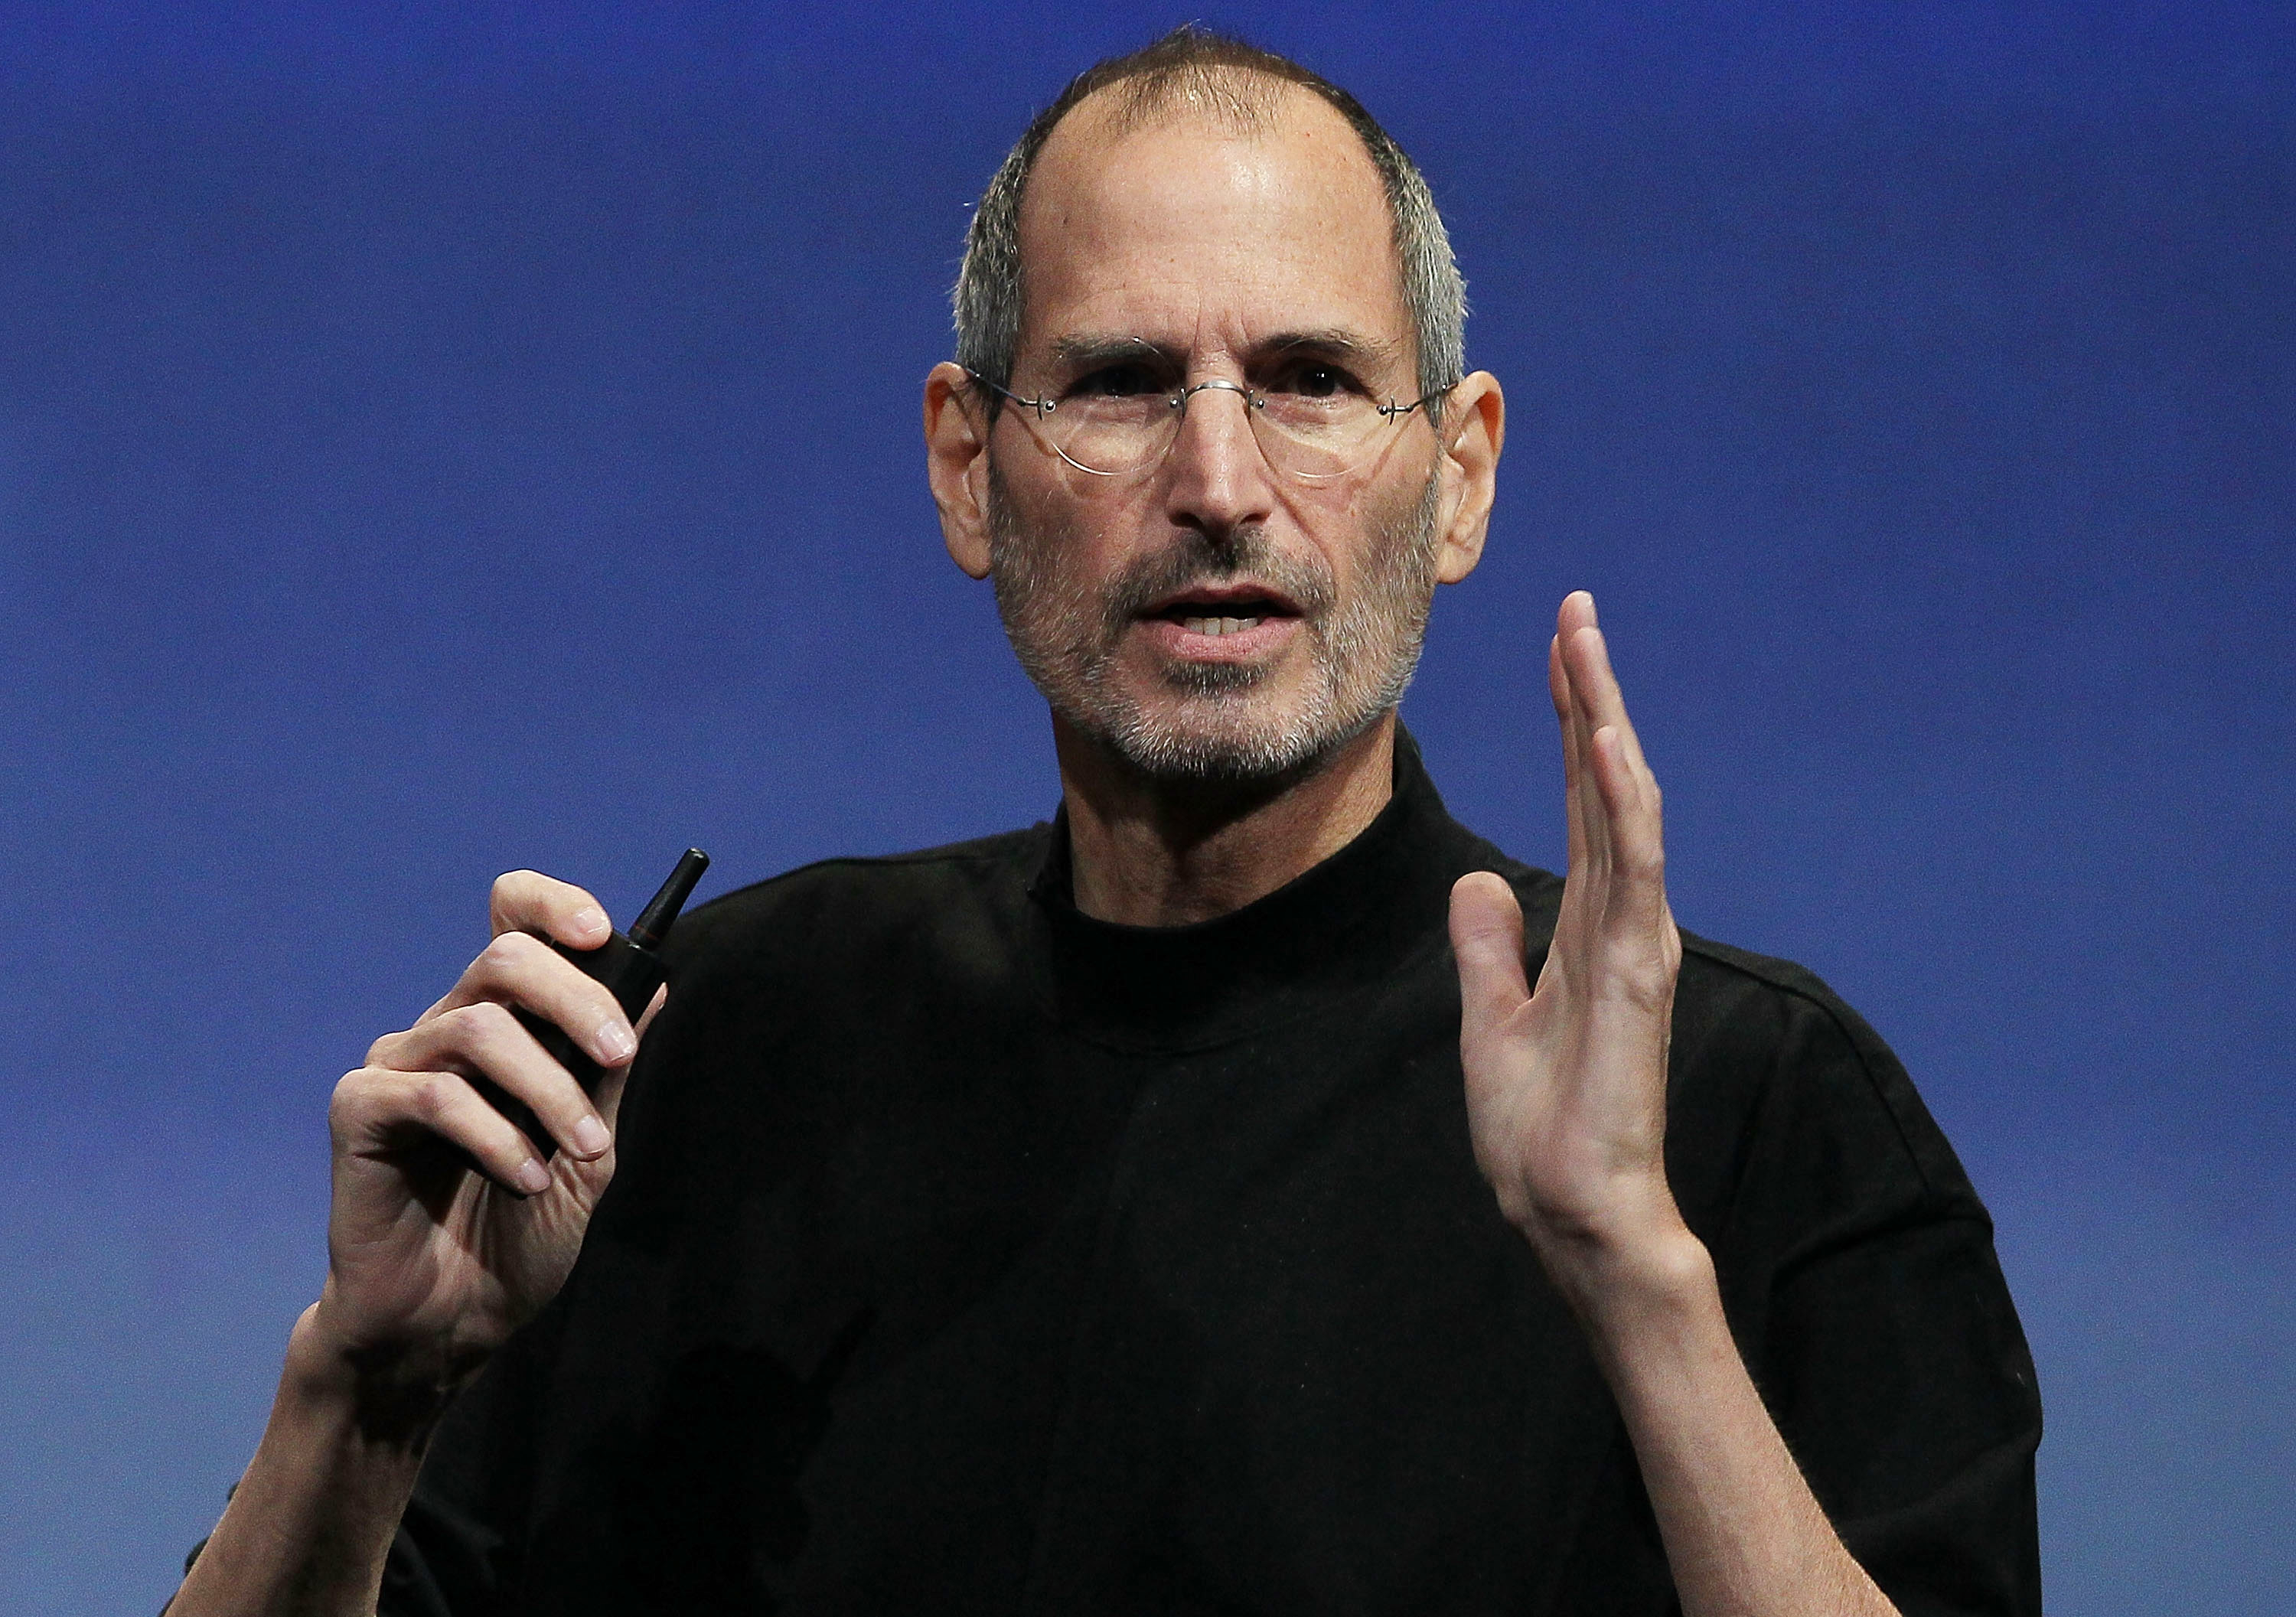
[1141,583,1303,638]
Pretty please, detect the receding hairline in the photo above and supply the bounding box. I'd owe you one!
[1084,57,1307,135]
[1035,64,1371,168]
[952,27,1466,407]
[1015,80,1411,373]
[1019,70,1402,298]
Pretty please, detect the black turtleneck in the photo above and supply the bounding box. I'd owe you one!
[381,734,2041,1615]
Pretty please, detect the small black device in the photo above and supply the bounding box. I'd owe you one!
[469,847,709,1169]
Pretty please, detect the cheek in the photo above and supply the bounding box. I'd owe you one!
[1317,474,1427,583]
[997,478,1144,595]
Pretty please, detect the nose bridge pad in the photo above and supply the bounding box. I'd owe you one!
[1169,378,1265,473]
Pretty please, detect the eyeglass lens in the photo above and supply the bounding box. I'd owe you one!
[1030,383,1413,480]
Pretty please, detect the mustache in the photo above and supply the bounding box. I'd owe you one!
[1096,527,1336,641]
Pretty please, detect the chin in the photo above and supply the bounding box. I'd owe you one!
[1083,673,1386,785]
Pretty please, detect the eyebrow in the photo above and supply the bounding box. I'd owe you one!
[1257,328,1403,367]
[1046,332,1179,370]
[1041,328,1404,372]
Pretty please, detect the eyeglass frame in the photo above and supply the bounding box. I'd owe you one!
[961,365,1459,481]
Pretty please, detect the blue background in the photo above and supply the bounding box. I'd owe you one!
[2,4,2288,1612]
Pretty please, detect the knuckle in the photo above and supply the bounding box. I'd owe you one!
[491,869,550,909]
[439,999,516,1045]
[465,999,522,1045]
[489,869,533,931]
[409,1072,457,1126]
[328,1068,372,1121]
[478,931,536,975]
[419,1004,478,1054]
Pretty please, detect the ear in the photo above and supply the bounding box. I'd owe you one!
[1432,370,1505,586]
[924,361,993,579]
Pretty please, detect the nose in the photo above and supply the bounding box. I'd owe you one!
[1161,380,1276,546]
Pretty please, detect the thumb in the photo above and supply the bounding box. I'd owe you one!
[1450,872,1530,1043]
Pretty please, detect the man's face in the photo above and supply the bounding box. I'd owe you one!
[980,86,1454,783]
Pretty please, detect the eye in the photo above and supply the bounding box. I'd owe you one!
[1267,361,1365,400]
[1066,362,1168,400]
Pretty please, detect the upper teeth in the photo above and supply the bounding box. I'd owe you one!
[1182,615,1263,635]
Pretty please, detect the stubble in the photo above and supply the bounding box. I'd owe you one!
[986,461,1443,783]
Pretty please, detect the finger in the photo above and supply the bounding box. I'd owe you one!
[1558,621,1613,880]
[1561,612,1665,861]
[1559,621,1671,934]
[1550,634,1591,878]
[370,1002,613,1162]
[332,1066,554,1197]
[424,931,637,1069]
[1561,602,1653,789]
[1588,724,1668,929]
[592,983,667,1133]
[489,869,612,951]
[1565,629,1647,830]
[631,980,667,1041]
[1450,872,1531,1042]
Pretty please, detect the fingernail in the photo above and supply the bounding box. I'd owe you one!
[569,905,608,940]
[572,1117,612,1158]
[514,1158,553,1195]
[597,1020,636,1062]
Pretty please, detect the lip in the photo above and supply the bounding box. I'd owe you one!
[1130,579,1306,663]
[1135,613,1301,660]
[1139,579,1306,620]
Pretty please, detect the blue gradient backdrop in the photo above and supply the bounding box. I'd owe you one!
[2,5,2289,1612]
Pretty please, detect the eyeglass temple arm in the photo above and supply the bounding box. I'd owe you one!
[963,368,1056,416]
[1378,379,1463,421]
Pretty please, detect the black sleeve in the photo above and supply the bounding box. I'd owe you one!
[1668,945,2044,1617]
[368,1293,569,1617]
[168,1317,549,1617]
[373,904,731,1617]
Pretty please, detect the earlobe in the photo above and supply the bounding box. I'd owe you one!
[924,362,994,579]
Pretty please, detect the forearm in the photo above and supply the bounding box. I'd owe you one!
[1565,1232,1897,1617]
[169,1305,447,1617]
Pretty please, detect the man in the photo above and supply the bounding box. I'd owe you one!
[171,30,2040,1616]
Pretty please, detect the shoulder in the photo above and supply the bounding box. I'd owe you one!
[1630,927,1996,1280]
[1672,932,1975,1198]
[1452,820,1982,1226]
[662,823,1051,989]
[604,824,1053,1201]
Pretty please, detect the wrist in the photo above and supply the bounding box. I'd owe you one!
[1566,1223,1714,1322]
[1539,1224,1737,1404]
[1508,1170,1701,1293]
[287,1302,464,1454]
[1521,1207,1715,1336]
[170,1309,436,1615]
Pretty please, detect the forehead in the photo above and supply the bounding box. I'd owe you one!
[1014,80,1410,368]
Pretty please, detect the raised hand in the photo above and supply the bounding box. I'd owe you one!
[314,872,659,1402]
[170,874,667,1617]
[1449,590,1688,1297]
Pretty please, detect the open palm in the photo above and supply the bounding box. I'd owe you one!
[1450,592,1687,1283]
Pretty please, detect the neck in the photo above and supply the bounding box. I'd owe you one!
[1052,712,1399,927]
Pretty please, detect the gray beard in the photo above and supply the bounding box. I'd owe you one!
[986,465,1443,784]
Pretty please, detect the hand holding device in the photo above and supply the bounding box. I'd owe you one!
[472,848,709,1165]
[312,849,707,1394]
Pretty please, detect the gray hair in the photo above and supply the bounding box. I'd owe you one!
[953,27,1466,411]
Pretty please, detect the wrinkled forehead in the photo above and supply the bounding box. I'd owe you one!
[1013,78,1411,373]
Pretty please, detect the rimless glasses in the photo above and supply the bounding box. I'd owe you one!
[967,345,1455,482]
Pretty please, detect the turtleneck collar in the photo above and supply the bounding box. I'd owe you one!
[1025,728,1496,1053]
